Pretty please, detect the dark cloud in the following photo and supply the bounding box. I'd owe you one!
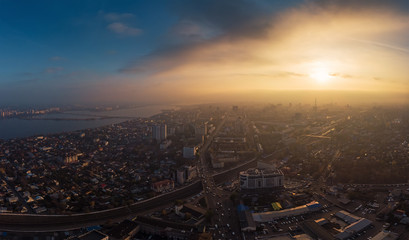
[120,0,284,74]
[169,0,277,39]
[309,0,409,12]
[119,0,409,96]
[167,20,220,44]
[119,43,199,74]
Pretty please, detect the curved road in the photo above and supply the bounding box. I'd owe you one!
[0,181,202,232]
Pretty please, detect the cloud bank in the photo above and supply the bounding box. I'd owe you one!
[117,0,409,104]
[2,1,408,105]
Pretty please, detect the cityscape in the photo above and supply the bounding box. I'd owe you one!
[1,0,409,240]
[0,104,408,239]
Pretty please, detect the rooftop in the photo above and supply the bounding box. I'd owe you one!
[76,230,108,240]
[240,168,283,176]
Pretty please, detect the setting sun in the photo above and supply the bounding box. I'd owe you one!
[310,69,332,84]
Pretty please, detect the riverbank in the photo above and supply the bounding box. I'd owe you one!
[0,104,176,140]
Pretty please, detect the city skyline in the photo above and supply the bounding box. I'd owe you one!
[1,2,409,238]
[1,0,408,106]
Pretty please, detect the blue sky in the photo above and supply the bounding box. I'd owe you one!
[0,0,408,106]
[1,1,172,82]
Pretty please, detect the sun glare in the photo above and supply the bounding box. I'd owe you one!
[310,68,332,84]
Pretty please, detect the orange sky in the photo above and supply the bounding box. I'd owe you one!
[4,1,407,106]
[115,2,408,105]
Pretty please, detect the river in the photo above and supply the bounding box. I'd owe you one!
[0,105,175,140]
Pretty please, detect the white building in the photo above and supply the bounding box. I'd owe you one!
[240,168,284,190]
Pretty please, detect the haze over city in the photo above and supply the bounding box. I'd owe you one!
[1,0,408,106]
[2,1,409,240]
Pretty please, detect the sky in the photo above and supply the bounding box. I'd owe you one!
[0,0,408,106]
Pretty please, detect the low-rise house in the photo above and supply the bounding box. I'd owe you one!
[151,179,174,193]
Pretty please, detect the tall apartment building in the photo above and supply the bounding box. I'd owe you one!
[152,124,167,142]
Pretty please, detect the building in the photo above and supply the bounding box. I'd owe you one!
[335,218,372,240]
[175,203,206,222]
[333,211,373,240]
[69,230,109,240]
[64,154,78,164]
[183,146,199,159]
[334,210,361,224]
[185,166,197,181]
[314,218,329,226]
[107,220,140,240]
[177,169,186,185]
[300,220,334,240]
[257,160,276,170]
[160,124,167,141]
[176,165,197,184]
[372,230,399,240]
[211,160,224,168]
[252,201,322,222]
[240,168,284,190]
[151,179,174,193]
[160,140,172,150]
[239,210,256,232]
[152,124,167,142]
[393,209,406,219]
[195,122,208,142]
